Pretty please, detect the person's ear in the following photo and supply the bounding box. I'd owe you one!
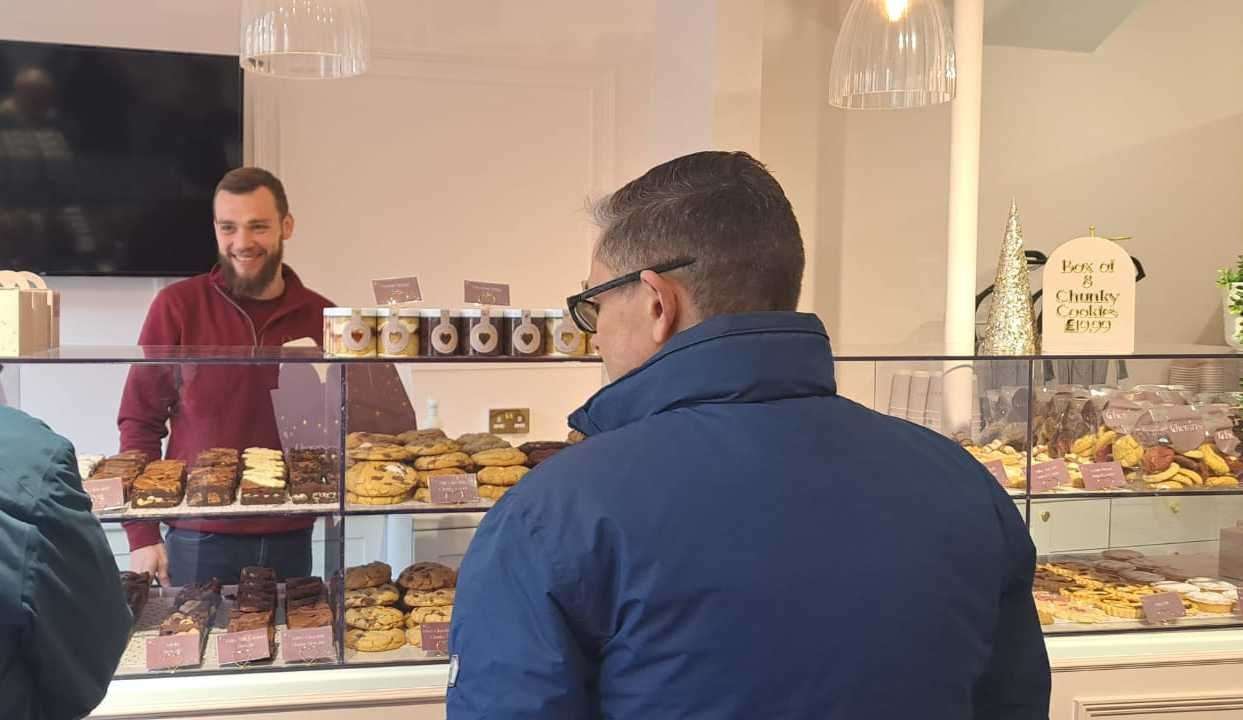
[282,213,295,241]
[639,269,680,345]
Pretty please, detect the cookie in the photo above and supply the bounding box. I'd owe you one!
[345,561,392,591]
[348,443,413,462]
[407,606,453,625]
[403,587,456,607]
[414,452,473,471]
[477,465,529,486]
[346,432,400,449]
[456,433,511,455]
[413,487,432,503]
[346,461,417,496]
[405,626,425,648]
[345,583,400,608]
[479,484,510,500]
[347,491,410,505]
[345,628,406,652]
[397,429,448,445]
[397,562,457,591]
[346,605,405,630]
[407,439,463,457]
[471,448,528,468]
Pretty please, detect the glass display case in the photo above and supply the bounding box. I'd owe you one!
[2,346,1240,690]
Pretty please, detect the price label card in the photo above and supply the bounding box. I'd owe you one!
[145,633,202,671]
[83,476,125,511]
[1041,234,1136,354]
[429,474,481,505]
[982,460,1010,488]
[1141,592,1187,623]
[282,626,335,662]
[464,280,511,306]
[217,628,271,665]
[372,276,422,304]
[1080,462,1127,491]
[421,622,450,654]
[1030,459,1069,493]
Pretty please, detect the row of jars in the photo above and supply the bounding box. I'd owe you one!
[323,307,595,359]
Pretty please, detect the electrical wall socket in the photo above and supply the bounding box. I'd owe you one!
[489,408,530,435]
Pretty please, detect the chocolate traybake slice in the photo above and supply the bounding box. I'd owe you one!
[186,467,238,506]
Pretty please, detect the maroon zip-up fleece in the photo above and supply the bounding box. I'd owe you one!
[120,264,414,550]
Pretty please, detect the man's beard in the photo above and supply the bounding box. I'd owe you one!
[219,240,284,299]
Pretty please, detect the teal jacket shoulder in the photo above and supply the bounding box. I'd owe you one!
[0,406,130,720]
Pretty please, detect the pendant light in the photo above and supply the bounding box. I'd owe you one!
[828,0,956,109]
[240,0,370,79]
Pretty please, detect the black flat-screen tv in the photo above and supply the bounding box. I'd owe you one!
[0,40,242,276]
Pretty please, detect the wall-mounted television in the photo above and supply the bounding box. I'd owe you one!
[0,40,242,276]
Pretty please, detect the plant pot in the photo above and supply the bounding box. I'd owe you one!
[1222,283,1243,350]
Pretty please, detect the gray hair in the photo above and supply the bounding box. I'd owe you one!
[592,151,804,317]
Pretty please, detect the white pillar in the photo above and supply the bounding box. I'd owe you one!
[942,0,985,436]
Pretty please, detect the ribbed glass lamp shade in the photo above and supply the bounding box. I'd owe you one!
[240,0,370,79]
[828,0,956,109]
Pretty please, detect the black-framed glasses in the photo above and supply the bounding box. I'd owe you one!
[565,257,696,333]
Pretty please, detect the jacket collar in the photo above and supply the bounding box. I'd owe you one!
[568,312,838,436]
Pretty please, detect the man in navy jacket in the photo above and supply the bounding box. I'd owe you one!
[448,151,1051,719]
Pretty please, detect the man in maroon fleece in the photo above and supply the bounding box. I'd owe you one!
[119,167,412,586]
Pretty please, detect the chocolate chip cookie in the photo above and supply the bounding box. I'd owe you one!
[345,605,405,630]
[477,465,529,486]
[403,587,456,607]
[414,452,473,471]
[471,448,527,468]
[397,562,457,591]
[345,561,392,590]
[345,628,406,652]
[345,582,401,608]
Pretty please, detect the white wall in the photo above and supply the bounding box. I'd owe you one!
[823,0,1243,355]
[1,0,720,456]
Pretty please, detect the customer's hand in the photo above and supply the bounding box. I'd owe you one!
[130,542,171,586]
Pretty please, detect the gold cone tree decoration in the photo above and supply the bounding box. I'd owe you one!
[981,200,1038,355]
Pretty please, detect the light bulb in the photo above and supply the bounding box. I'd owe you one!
[885,0,909,22]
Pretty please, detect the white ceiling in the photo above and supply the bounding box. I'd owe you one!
[983,0,1148,52]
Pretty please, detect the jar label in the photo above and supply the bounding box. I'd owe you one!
[512,315,542,355]
[470,311,500,354]
[553,320,583,354]
[380,317,412,355]
[341,311,373,354]
[432,312,459,355]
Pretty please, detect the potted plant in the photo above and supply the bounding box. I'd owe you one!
[1216,255,1243,349]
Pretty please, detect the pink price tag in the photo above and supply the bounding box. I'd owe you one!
[372,276,422,304]
[982,460,1010,488]
[1029,460,1069,493]
[464,280,511,306]
[429,474,481,504]
[217,628,271,665]
[282,626,336,662]
[1141,592,1187,623]
[1080,462,1127,491]
[84,476,125,511]
[145,633,202,671]
[421,622,450,654]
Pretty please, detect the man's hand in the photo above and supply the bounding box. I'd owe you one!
[130,542,171,586]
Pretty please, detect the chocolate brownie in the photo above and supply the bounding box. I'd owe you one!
[131,475,185,508]
[287,448,338,504]
[186,467,237,506]
[239,480,287,505]
[284,576,323,600]
[193,448,240,469]
[286,602,333,629]
[227,608,273,632]
[518,441,569,467]
[159,611,205,635]
[240,567,277,584]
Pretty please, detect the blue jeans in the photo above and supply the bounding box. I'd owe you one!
[166,527,313,586]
